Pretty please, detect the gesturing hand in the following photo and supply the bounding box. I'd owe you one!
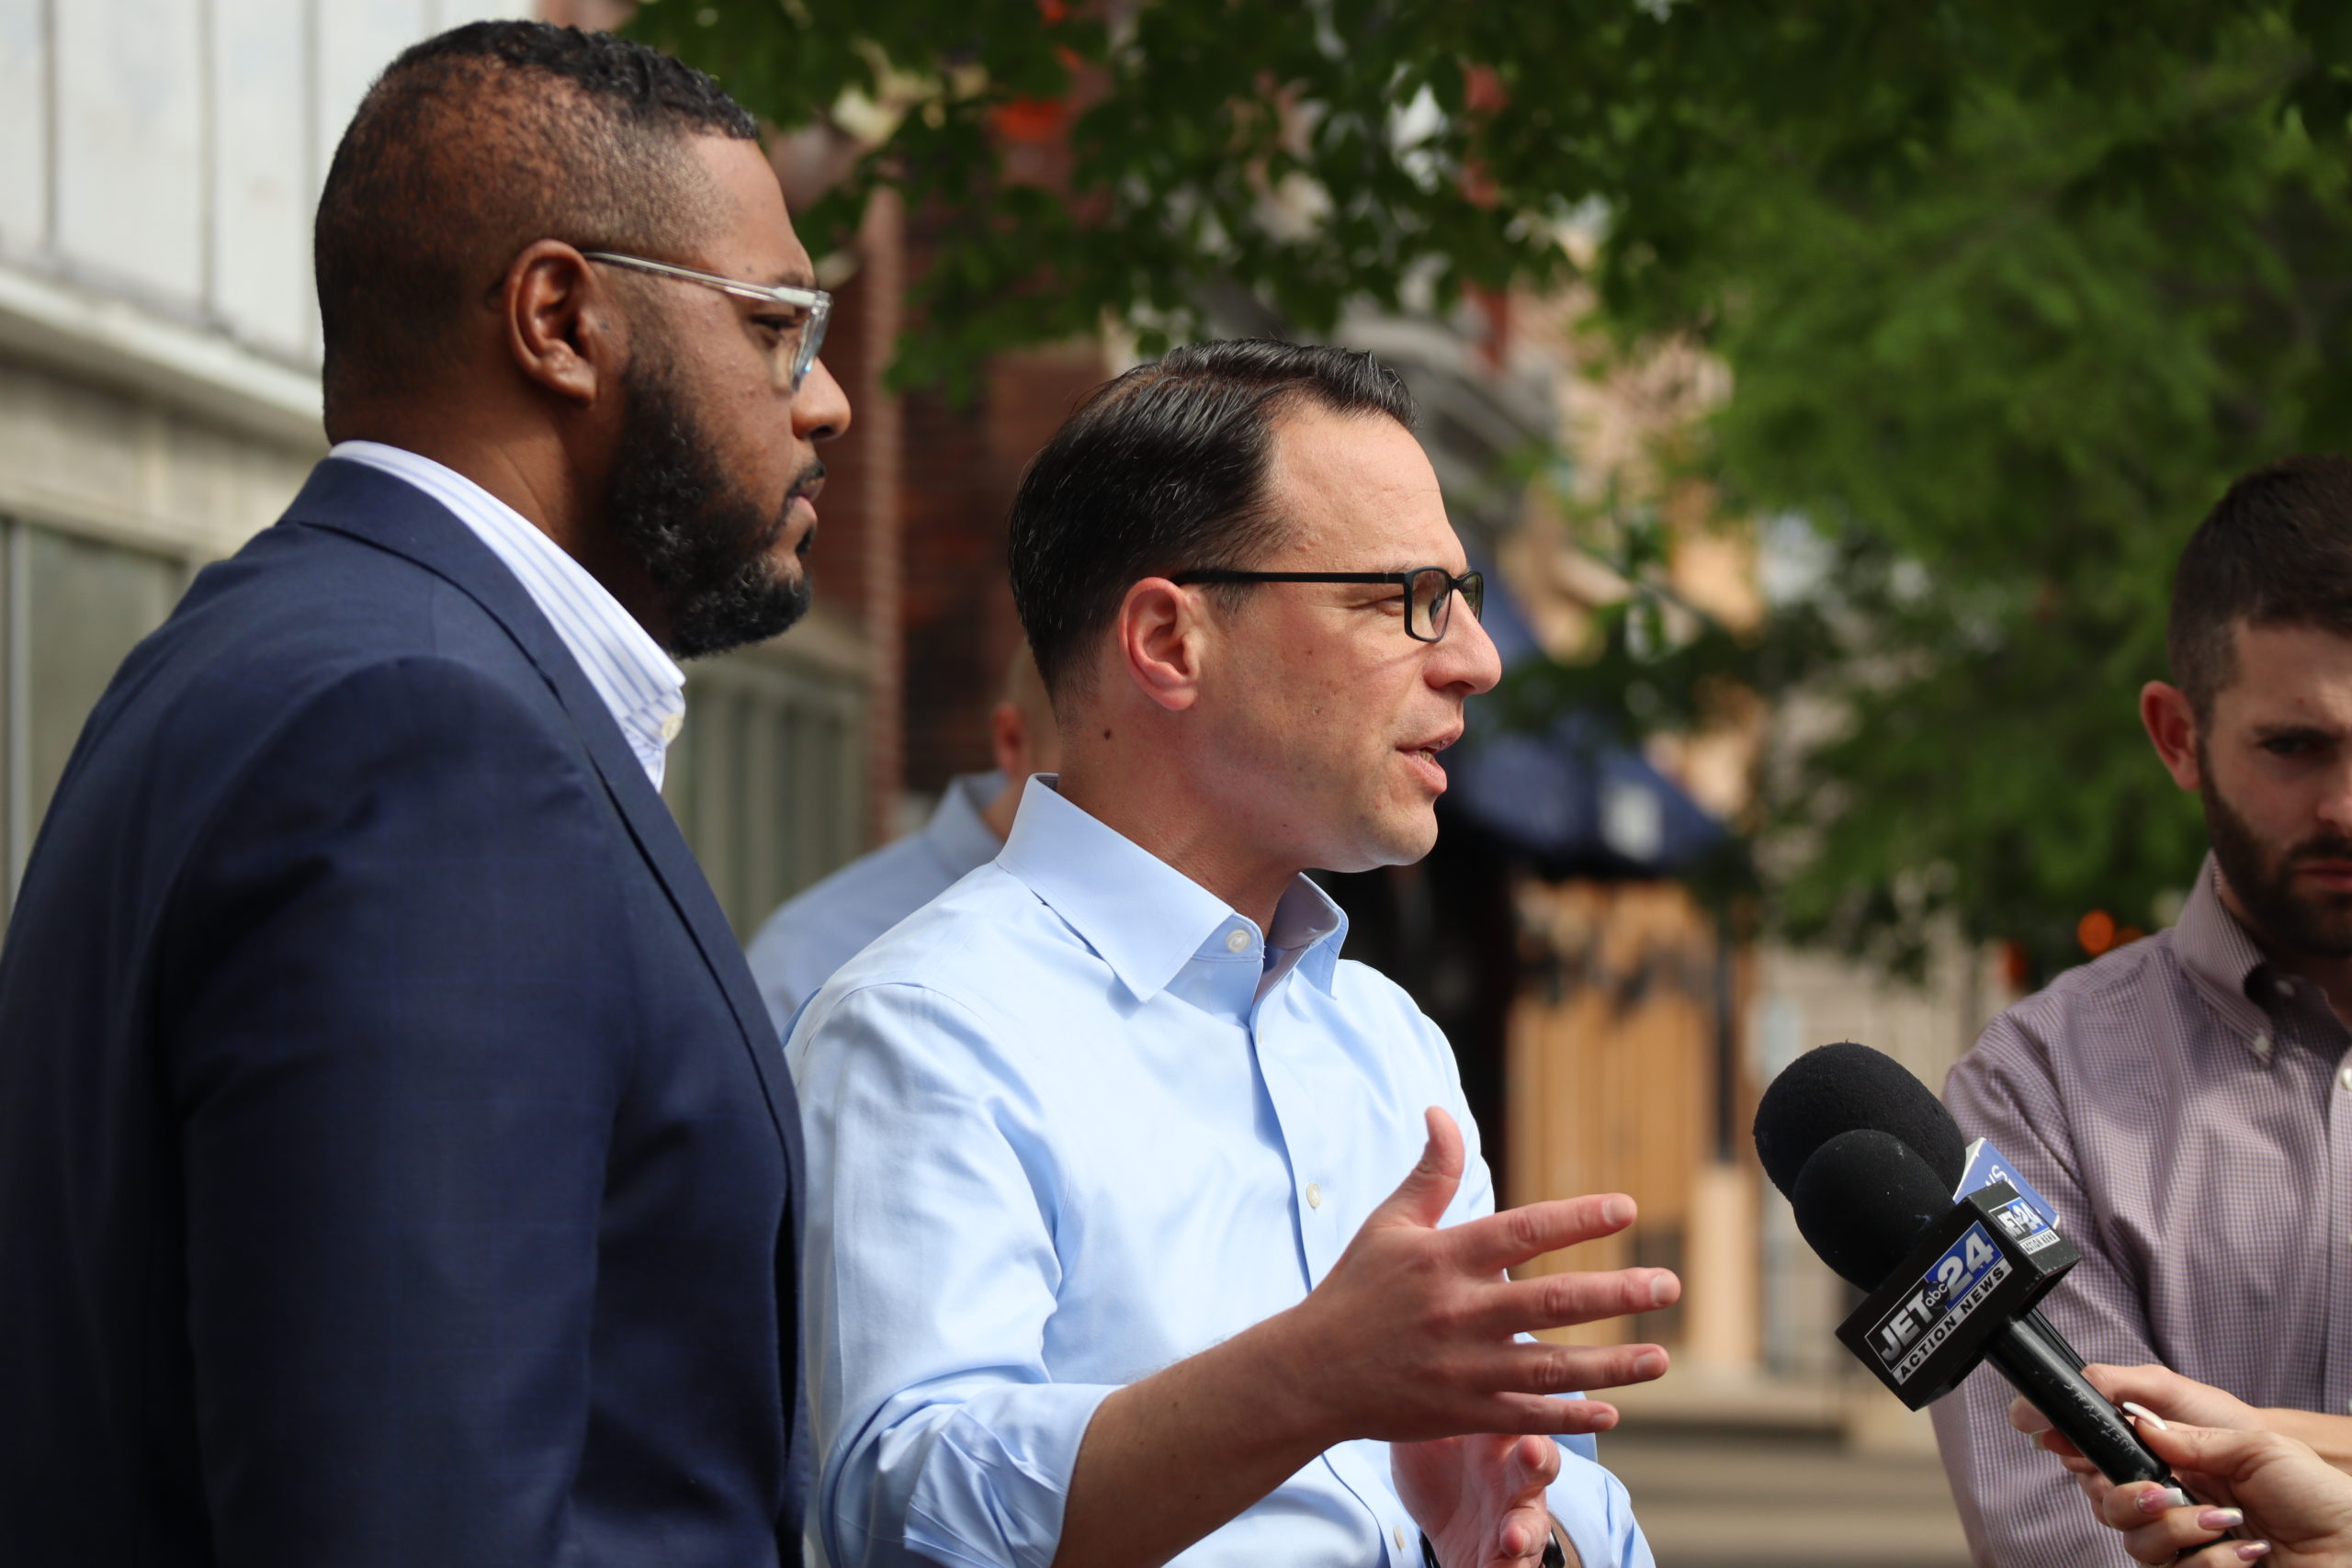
[1273,1106,1678,1450]
[1394,1433,1573,1568]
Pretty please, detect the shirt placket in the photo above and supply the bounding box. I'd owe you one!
[1246,987,1421,1567]
[2324,1020,2352,1418]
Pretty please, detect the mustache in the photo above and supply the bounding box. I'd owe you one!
[2289,836,2352,865]
[787,461,826,503]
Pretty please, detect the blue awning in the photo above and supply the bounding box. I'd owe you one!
[1443,561,1726,879]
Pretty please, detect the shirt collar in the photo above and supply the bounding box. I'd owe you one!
[326,440,685,790]
[2174,851,2285,1057]
[997,777,1347,1003]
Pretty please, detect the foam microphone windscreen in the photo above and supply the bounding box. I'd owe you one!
[1752,1041,1967,1200]
[1790,1128,1954,1289]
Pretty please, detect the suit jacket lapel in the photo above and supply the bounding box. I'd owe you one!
[279,459,805,1173]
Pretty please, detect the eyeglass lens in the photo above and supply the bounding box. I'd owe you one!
[1408,570,1485,641]
[1408,570,1452,640]
[763,308,827,393]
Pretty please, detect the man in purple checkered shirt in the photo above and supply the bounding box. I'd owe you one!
[1933,455,2352,1564]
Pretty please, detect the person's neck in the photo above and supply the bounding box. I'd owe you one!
[2215,868,2352,1023]
[978,778,1022,842]
[334,412,669,645]
[1055,760,1295,936]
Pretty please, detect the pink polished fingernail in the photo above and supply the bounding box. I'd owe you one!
[2237,1543,2272,1562]
[2199,1508,2245,1530]
[2120,1401,2169,1430]
[2138,1487,2193,1515]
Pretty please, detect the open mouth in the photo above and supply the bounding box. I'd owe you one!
[1400,730,1461,789]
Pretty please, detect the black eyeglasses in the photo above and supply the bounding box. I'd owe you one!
[1169,568,1485,643]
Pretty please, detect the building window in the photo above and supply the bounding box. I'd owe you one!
[3,520,188,902]
[663,648,865,939]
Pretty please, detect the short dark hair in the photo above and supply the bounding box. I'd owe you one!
[314,21,756,427]
[2170,455,2352,718]
[1006,340,1417,697]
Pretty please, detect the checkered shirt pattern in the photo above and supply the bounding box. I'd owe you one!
[1931,853,2352,1565]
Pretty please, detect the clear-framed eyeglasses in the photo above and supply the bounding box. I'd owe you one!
[582,251,831,393]
[1169,568,1486,643]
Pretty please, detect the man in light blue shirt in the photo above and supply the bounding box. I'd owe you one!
[745,649,1059,1032]
[789,342,1676,1568]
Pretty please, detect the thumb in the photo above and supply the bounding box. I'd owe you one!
[1373,1107,1464,1231]
[1507,1433,1562,1501]
[2136,1417,2282,1479]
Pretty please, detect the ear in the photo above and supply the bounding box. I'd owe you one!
[501,241,619,408]
[1114,577,1210,714]
[2140,680,2203,792]
[988,700,1027,780]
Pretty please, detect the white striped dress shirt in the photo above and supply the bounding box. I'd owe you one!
[328,441,686,790]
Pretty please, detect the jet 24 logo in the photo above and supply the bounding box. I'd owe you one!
[1869,1222,2010,1383]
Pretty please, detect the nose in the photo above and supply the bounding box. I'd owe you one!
[1433,600,1503,695]
[2321,760,2352,837]
[793,356,852,444]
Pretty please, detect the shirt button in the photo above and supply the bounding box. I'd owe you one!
[1225,928,1250,953]
[1394,1525,1408,1551]
[1306,1182,1323,1209]
[2339,1065,2352,1093]
[658,712,683,742]
[2252,1031,2274,1061]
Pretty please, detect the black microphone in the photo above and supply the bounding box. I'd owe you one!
[1753,1040,1969,1197]
[1754,1041,2081,1374]
[1790,1128,2186,1491]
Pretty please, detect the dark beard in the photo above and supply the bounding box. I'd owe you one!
[2200,751,2352,960]
[606,349,816,660]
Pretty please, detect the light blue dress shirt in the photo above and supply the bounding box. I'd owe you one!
[745,772,1006,1034]
[787,778,1652,1568]
[327,440,687,789]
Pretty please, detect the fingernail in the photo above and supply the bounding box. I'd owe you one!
[2238,1544,2271,1562]
[1648,1273,1674,1308]
[1634,1349,1667,1379]
[2121,1401,2170,1430]
[2138,1487,2192,1514]
[2199,1508,2245,1530]
[1602,1195,1632,1226]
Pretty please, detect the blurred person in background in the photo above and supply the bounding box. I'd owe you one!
[746,645,1059,1032]
[789,341,1674,1568]
[1936,456,2352,1564]
[0,22,846,1565]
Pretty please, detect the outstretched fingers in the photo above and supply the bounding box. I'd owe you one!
[1450,1192,1640,1273]
[1488,1337,1671,1401]
[1476,1265,1680,1337]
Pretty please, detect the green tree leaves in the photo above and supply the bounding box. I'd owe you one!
[636,0,2352,976]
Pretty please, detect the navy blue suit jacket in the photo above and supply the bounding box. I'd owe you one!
[0,459,807,1566]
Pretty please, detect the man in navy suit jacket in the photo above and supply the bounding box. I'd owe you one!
[0,24,848,1566]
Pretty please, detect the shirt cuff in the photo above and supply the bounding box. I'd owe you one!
[872,1381,1119,1568]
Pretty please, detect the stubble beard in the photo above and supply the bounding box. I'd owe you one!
[605,344,816,660]
[2201,754,2352,960]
